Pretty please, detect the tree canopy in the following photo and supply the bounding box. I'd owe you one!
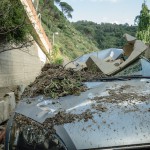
[42,0,73,19]
[59,2,74,18]
[39,0,98,59]
[135,1,150,43]
[73,21,137,49]
[0,0,32,45]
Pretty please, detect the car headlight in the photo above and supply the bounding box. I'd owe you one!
[5,113,67,150]
[44,134,67,150]
[22,125,67,149]
[22,125,46,144]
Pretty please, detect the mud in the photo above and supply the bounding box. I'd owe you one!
[15,108,94,134]
[44,109,93,130]
[92,85,150,104]
[22,64,105,99]
[91,104,107,112]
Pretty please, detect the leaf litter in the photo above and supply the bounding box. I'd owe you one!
[22,64,105,99]
[18,64,107,133]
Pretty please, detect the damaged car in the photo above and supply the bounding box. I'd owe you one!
[5,35,150,150]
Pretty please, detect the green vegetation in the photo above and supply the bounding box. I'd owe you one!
[59,1,74,18]
[0,0,139,60]
[39,0,98,59]
[135,1,150,44]
[0,0,32,44]
[51,45,64,64]
[39,0,99,60]
[73,21,137,49]
[39,0,138,60]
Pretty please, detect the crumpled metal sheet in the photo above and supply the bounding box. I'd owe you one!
[86,40,148,75]
[75,48,123,63]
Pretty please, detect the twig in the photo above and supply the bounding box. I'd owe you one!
[63,54,84,69]
[0,40,34,54]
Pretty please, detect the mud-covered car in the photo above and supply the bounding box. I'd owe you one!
[5,57,150,150]
[5,76,150,150]
[5,35,150,150]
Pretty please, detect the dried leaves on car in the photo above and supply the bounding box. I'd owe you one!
[22,64,105,99]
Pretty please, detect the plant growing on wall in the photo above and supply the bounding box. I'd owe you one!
[51,44,64,64]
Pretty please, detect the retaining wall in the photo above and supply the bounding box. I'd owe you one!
[0,42,45,87]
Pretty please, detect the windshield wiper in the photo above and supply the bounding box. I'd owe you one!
[90,75,150,82]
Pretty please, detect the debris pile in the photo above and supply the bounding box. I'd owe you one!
[22,64,105,99]
[43,109,93,131]
[22,34,149,99]
[15,109,94,134]
[92,85,150,104]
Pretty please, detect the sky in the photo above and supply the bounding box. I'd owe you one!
[62,0,150,25]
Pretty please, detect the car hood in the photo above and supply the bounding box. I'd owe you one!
[16,79,150,149]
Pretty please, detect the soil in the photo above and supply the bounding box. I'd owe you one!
[22,64,105,99]
[15,109,94,134]
[92,85,150,104]
[91,104,107,112]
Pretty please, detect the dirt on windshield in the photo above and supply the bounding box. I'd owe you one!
[22,64,105,99]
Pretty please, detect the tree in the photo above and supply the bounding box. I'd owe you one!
[135,1,150,43]
[59,2,74,18]
[73,21,137,49]
[42,0,73,19]
[54,0,61,3]
[0,0,33,53]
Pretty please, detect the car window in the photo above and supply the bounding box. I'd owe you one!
[116,58,150,76]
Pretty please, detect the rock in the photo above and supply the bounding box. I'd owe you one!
[0,92,16,124]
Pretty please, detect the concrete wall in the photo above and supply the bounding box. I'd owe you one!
[0,42,46,87]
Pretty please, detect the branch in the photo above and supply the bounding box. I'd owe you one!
[63,55,84,69]
[0,40,34,54]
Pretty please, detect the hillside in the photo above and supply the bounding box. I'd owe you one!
[39,0,98,61]
[39,0,137,61]
[73,21,137,49]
